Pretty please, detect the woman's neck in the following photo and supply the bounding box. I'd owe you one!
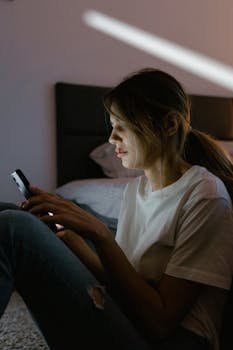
[144,158,191,192]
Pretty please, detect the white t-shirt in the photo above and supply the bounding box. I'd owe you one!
[115,165,233,350]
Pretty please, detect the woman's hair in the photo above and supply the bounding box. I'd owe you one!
[102,68,233,200]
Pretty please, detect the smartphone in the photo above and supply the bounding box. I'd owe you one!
[10,169,32,199]
[11,168,64,231]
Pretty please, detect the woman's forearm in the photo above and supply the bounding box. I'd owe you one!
[58,230,107,284]
[93,230,167,339]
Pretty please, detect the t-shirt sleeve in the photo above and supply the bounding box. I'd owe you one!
[165,197,233,290]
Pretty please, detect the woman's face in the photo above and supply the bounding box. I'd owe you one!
[108,104,159,170]
[108,114,144,169]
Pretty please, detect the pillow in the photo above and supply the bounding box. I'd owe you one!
[89,142,144,178]
[55,177,132,219]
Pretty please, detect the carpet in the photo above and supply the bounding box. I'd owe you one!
[0,292,49,349]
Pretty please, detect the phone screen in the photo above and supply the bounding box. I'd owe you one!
[10,169,32,199]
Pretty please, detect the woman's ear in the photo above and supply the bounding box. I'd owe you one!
[164,113,180,137]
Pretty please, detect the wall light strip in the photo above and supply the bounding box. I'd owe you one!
[83,10,233,92]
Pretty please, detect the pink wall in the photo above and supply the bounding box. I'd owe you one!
[0,0,232,203]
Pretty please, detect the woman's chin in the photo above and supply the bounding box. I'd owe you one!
[122,160,140,169]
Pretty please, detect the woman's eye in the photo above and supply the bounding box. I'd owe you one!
[116,125,125,132]
[109,119,127,132]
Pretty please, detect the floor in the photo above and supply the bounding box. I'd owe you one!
[0,292,49,350]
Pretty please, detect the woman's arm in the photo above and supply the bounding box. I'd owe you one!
[57,229,107,283]
[94,231,201,342]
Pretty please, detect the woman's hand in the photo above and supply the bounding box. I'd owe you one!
[56,228,107,283]
[56,228,86,248]
[22,186,111,242]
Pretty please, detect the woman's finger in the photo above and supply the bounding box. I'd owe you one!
[29,203,63,216]
[23,193,61,211]
[28,185,46,195]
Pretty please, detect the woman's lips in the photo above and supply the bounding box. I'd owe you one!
[116,151,127,158]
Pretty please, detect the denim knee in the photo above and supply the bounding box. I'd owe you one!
[0,209,50,244]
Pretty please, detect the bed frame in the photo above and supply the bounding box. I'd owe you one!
[55,82,233,187]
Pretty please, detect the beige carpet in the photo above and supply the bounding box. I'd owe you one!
[0,292,49,349]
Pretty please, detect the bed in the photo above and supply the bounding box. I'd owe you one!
[54,81,233,236]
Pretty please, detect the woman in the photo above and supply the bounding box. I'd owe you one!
[0,68,232,350]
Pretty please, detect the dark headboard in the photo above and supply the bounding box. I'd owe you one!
[55,83,109,186]
[55,82,233,187]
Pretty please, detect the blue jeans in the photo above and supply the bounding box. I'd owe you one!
[0,203,211,350]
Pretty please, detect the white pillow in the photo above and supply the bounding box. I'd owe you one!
[55,177,133,219]
[89,142,144,178]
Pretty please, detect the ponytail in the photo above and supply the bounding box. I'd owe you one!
[183,129,233,202]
